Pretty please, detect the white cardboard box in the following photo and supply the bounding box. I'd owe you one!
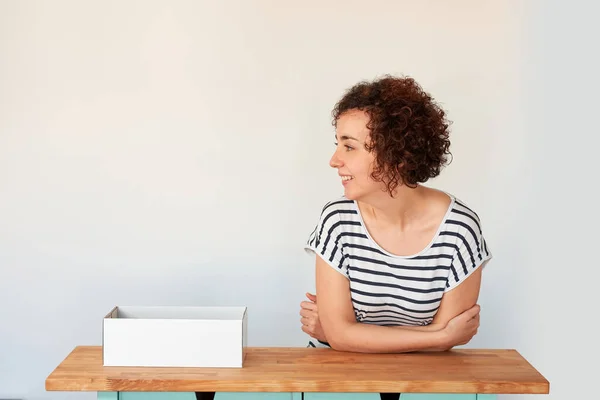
[102,305,248,368]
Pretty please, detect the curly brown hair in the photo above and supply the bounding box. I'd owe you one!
[332,75,452,194]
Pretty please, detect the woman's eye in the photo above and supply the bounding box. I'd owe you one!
[334,142,353,151]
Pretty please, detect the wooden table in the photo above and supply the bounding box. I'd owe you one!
[45,346,549,400]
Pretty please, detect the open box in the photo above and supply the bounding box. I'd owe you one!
[102,305,248,368]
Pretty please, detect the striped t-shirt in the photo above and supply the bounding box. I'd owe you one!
[304,193,492,327]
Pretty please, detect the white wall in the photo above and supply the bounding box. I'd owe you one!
[1,1,597,399]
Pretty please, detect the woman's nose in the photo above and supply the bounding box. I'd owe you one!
[329,151,342,169]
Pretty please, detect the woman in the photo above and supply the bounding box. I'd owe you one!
[300,75,492,400]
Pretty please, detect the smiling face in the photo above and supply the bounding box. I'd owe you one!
[330,109,387,200]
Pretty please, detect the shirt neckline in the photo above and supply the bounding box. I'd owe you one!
[352,192,455,259]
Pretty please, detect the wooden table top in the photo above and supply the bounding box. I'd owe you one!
[45,346,549,394]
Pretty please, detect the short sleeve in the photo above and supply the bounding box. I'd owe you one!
[445,213,493,292]
[304,203,349,279]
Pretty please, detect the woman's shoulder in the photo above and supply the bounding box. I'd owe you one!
[317,195,356,216]
[441,191,487,240]
[440,192,493,277]
[305,196,360,257]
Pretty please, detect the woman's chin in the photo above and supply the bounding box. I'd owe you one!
[343,188,360,201]
[343,186,382,201]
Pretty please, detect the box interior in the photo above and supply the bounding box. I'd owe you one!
[106,306,247,320]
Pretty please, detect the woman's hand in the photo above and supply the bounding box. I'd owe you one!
[440,304,481,349]
[300,292,327,342]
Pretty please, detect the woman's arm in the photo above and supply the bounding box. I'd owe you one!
[429,265,482,329]
[395,265,483,331]
[391,266,483,351]
[315,255,481,353]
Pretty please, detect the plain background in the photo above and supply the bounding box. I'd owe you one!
[1,1,597,399]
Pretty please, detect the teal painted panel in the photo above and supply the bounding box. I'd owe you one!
[401,395,476,400]
[97,392,119,400]
[304,394,476,400]
[476,396,497,400]
[216,393,293,400]
[119,393,193,400]
[119,392,294,400]
[303,393,380,400]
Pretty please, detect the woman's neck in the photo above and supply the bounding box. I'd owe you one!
[357,184,430,231]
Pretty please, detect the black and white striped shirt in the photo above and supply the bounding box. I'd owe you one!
[304,194,492,327]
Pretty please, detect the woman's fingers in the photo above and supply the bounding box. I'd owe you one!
[300,308,318,318]
[306,292,317,303]
[300,301,317,311]
[301,325,313,336]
